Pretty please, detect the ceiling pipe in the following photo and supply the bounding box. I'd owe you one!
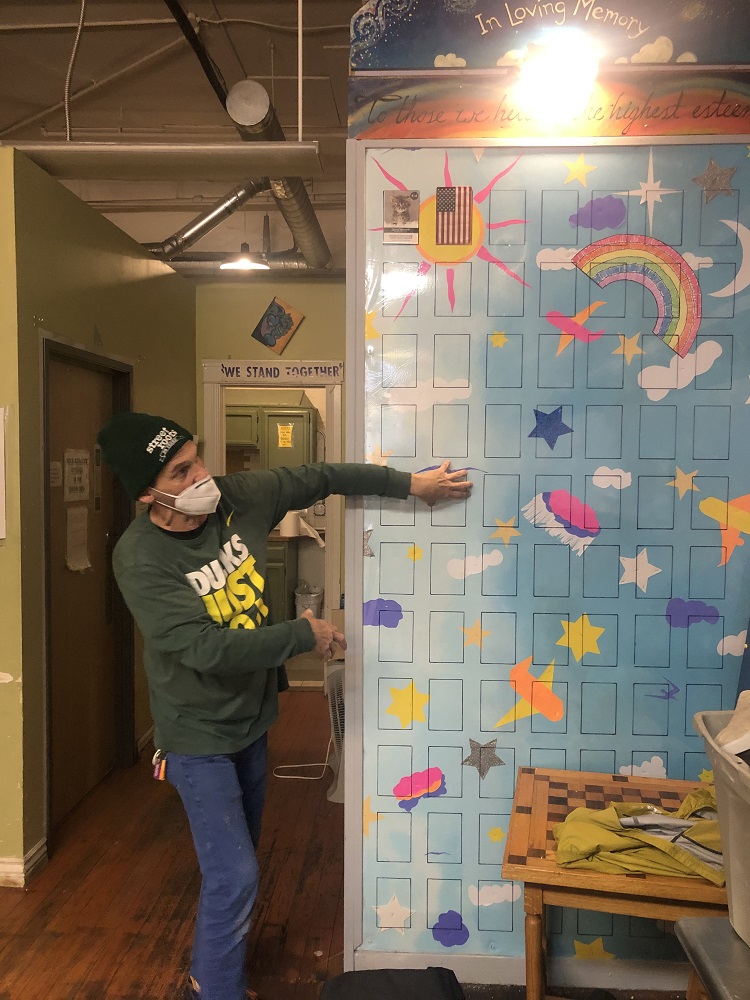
[157,1,332,271]
[142,177,270,259]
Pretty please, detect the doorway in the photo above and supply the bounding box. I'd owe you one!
[43,338,134,836]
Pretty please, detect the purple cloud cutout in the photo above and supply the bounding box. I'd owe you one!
[432,910,470,947]
[666,597,720,629]
[363,598,403,627]
[569,195,626,231]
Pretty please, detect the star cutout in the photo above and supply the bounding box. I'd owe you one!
[374,894,413,934]
[407,544,423,561]
[366,443,392,466]
[462,738,506,780]
[667,467,699,500]
[693,158,737,203]
[616,148,680,234]
[619,548,662,593]
[557,614,604,662]
[489,330,508,348]
[612,332,643,365]
[463,618,490,649]
[364,310,380,340]
[490,517,521,546]
[385,680,429,729]
[528,406,573,450]
[363,795,379,837]
[574,937,615,960]
[563,153,597,187]
[699,768,714,784]
[488,826,506,843]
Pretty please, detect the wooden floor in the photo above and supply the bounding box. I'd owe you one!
[0,690,343,1000]
[0,689,693,1000]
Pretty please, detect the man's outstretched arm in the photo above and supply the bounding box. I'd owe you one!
[409,460,473,507]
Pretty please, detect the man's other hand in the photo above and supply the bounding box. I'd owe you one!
[410,460,473,507]
[302,608,348,660]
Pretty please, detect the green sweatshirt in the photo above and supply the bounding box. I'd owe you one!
[114,462,411,754]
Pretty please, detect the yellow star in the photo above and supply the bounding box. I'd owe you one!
[563,153,597,187]
[557,614,605,662]
[490,517,521,546]
[363,795,380,837]
[612,333,643,365]
[574,937,615,960]
[463,618,491,649]
[746,145,750,158]
[385,680,429,729]
[365,310,380,340]
[667,467,699,500]
[488,826,506,843]
[366,443,393,466]
[699,768,714,784]
[489,330,508,348]
[407,544,423,561]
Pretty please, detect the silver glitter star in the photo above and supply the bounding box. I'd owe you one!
[363,528,374,557]
[692,158,737,203]
[462,738,505,780]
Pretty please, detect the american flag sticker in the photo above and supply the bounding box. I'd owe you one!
[435,186,473,245]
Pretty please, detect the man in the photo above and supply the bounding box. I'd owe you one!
[96,411,472,1000]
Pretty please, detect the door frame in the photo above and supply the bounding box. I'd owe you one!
[42,333,135,840]
[202,360,344,623]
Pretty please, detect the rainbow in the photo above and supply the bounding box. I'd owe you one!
[573,235,701,358]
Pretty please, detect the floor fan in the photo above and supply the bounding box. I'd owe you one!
[324,661,345,803]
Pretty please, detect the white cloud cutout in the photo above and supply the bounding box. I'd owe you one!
[469,883,521,906]
[631,35,674,63]
[592,466,632,490]
[435,52,466,68]
[718,630,747,657]
[683,253,713,270]
[676,51,698,63]
[637,340,722,401]
[448,549,503,580]
[619,755,667,778]
[389,379,472,411]
[536,247,577,270]
[0,673,13,684]
[497,50,524,68]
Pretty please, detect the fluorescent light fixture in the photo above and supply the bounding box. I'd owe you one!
[219,242,270,270]
[515,32,600,124]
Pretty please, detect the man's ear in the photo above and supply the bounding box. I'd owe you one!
[138,489,155,505]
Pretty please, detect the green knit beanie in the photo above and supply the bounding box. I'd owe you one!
[97,412,194,500]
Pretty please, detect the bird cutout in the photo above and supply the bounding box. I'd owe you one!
[462,738,506,779]
[699,492,750,564]
[647,677,680,700]
[668,467,699,500]
[546,300,606,355]
[363,528,374,558]
[495,656,564,729]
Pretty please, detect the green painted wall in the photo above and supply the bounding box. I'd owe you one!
[195,281,346,429]
[2,149,196,864]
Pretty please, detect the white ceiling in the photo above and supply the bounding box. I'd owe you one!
[0,1,360,269]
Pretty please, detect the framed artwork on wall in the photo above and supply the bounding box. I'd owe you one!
[251,296,305,354]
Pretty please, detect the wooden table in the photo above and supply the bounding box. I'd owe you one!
[501,767,728,1000]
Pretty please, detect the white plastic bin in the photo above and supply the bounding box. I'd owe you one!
[693,709,750,946]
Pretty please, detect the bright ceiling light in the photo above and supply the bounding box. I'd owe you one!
[515,33,600,124]
[219,242,270,270]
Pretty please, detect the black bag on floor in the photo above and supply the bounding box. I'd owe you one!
[320,967,465,1000]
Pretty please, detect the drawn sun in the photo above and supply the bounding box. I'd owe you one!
[372,152,529,317]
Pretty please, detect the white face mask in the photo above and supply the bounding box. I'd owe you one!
[152,475,221,516]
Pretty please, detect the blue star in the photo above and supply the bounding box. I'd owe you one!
[528,406,573,450]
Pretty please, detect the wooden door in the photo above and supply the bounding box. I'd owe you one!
[46,356,118,828]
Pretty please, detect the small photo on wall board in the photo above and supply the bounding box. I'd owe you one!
[251,297,305,354]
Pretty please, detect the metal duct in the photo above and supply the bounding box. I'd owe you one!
[143,177,270,260]
[226,79,333,271]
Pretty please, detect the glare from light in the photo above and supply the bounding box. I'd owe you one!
[381,265,430,306]
[219,242,270,270]
[515,33,600,124]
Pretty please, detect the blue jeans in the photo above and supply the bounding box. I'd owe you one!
[167,733,267,1000]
